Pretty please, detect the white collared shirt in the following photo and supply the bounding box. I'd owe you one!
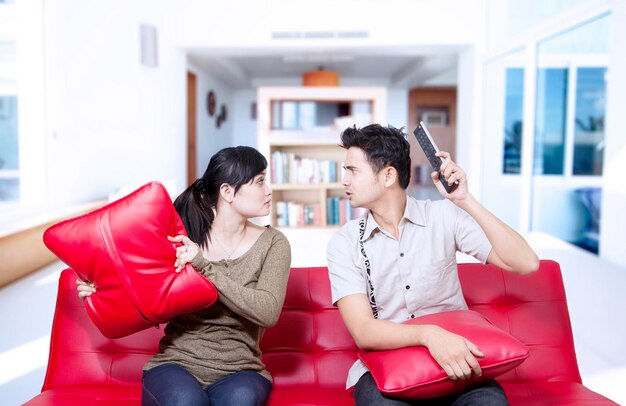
[327,196,492,388]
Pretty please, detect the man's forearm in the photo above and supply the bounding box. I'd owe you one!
[353,318,435,350]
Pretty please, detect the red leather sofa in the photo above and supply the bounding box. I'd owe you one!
[25,260,616,405]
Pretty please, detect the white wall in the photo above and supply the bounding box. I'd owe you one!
[187,64,235,177]
[43,0,187,204]
[457,45,485,198]
[479,54,525,229]
[15,0,47,206]
[232,90,257,148]
[387,88,409,131]
[174,0,484,48]
[600,0,626,265]
[9,0,486,210]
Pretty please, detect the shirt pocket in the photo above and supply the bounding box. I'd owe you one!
[416,255,457,304]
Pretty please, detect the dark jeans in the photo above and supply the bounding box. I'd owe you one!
[142,363,272,406]
[354,372,508,406]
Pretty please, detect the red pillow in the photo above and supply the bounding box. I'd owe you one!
[358,310,529,399]
[43,181,218,338]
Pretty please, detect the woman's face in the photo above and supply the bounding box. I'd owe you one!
[231,171,272,218]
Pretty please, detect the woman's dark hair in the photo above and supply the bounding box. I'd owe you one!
[173,146,267,248]
[340,124,411,189]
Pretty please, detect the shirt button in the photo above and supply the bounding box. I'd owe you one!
[405,285,410,290]
[400,253,405,257]
[410,314,415,319]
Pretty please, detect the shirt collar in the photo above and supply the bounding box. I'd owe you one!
[404,196,427,227]
[360,196,426,241]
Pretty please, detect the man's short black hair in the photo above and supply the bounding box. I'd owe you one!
[340,124,411,189]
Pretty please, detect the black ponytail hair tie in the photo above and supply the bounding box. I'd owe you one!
[194,178,206,193]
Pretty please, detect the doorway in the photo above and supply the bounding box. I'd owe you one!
[187,71,197,187]
[407,87,457,200]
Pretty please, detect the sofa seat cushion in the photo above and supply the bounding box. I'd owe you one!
[268,388,354,405]
[501,382,617,405]
[22,387,141,405]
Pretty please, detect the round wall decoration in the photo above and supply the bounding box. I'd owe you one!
[206,90,216,116]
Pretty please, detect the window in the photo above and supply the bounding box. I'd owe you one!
[530,14,609,252]
[0,41,18,203]
[530,66,607,177]
[502,68,524,174]
[573,67,606,175]
[534,68,568,175]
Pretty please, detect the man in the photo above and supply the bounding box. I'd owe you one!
[327,124,539,405]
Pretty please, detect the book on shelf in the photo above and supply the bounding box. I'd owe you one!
[275,198,366,227]
[275,201,322,227]
[326,197,367,225]
[271,151,342,185]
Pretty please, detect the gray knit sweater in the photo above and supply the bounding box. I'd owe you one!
[143,227,291,388]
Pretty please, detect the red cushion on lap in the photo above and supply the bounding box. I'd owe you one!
[43,181,218,338]
[358,310,529,399]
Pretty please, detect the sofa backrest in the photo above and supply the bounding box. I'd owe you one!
[43,260,580,392]
[459,260,582,384]
[42,269,163,391]
[260,266,358,390]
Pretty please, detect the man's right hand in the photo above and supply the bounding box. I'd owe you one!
[423,325,484,380]
[76,278,96,299]
[336,294,484,381]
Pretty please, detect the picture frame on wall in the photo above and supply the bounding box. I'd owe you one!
[416,106,449,127]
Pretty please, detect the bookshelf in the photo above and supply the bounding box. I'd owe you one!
[257,86,387,228]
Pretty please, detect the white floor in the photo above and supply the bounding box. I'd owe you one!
[1,230,625,405]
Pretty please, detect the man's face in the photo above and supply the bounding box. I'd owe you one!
[342,147,384,209]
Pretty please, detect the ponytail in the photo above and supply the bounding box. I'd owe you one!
[173,179,214,249]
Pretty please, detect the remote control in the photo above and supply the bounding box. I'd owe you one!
[412,121,458,193]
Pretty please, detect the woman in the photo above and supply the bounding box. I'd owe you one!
[77,146,291,406]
